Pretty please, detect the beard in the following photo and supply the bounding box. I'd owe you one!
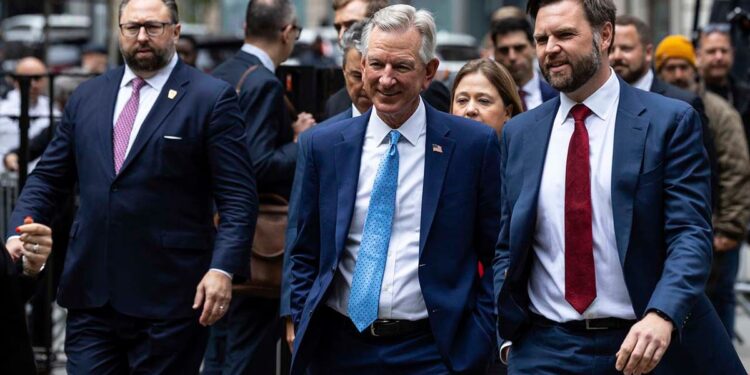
[121,42,172,73]
[612,59,648,84]
[542,38,601,93]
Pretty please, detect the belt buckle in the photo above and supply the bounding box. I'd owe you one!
[585,319,607,330]
[369,323,381,337]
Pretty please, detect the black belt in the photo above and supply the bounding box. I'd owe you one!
[531,313,636,331]
[325,307,431,338]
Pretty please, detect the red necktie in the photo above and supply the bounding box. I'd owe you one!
[518,89,528,111]
[565,103,595,314]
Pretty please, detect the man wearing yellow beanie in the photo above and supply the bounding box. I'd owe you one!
[656,33,750,341]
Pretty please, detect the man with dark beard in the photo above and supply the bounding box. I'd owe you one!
[494,0,745,374]
[7,0,258,372]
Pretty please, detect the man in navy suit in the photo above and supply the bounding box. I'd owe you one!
[289,5,501,374]
[207,0,314,373]
[6,0,257,373]
[492,16,557,110]
[280,20,370,349]
[494,0,745,374]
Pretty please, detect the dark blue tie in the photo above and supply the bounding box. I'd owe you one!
[348,130,401,331]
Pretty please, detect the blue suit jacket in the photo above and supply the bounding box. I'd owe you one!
[280,107,352,316]
[8,61,258,319]
[213,51,296,198]
[288,104,501,374]
[539,79,558,103]
[493,78,744,373]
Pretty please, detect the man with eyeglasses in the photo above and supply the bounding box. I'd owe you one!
[324,0,451,119]
[7,0,258,372]
[491,17,557,110]
[207,0,313,373]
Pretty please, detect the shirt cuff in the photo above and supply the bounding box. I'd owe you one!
[500,341,513,364]
[210,268,233,279]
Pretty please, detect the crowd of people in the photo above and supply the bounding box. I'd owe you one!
[2,0,750,374]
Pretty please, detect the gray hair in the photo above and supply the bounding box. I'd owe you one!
[119,0,179,23]
[361,4,437,65]
[342,20,366,57]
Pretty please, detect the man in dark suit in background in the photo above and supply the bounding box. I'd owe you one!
[323,0,450,119]
[492,17,557,110]
[7,0,258,372]
[208,0,313,373]
[289,5,501,373]
[494,0,744,374]
[280,20,370,350]
[611,14,720,212]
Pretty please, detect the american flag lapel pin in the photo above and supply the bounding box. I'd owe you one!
[432,144,443,153]
[168,89,177,99]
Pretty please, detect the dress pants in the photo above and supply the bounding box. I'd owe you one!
[65,305,208,374]
[508,320,628,375]
[202,294,281,374]
[706,245,741,338]
[306,307,451,375]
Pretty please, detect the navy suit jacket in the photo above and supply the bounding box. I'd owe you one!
[279,107,352,316]
[494,78,744,373]
[213,50,296,198]
[289,104,501,374]
[8,61,258,319]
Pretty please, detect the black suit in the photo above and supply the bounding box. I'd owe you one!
[213,51,296,198]
[650,76,719,209]
[322,80,451,120]
[0,247,38,375]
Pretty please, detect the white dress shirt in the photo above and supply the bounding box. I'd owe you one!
[327,98,427,320]
[521,70,544,110]
[529,68,636,322]
[241,43,275,73]
[351,104,362,117]
[0,90,60,172]
[631,69,654,92]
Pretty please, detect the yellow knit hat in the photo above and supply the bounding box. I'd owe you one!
[654,35,697,71]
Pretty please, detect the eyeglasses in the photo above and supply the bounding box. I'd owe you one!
[334,20,357,34]
[119,21,174,38]
[282,24,303,41]
[702,23,731,34]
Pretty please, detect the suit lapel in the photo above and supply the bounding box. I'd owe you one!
[611,80,649,265]
[419,107,455,255]
[333,113,368,258]
[98,67,125,179]
[116,61,189,177]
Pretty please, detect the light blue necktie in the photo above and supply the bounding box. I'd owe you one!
[348,130,401,332]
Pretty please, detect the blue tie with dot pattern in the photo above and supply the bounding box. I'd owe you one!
[348,130,401,332]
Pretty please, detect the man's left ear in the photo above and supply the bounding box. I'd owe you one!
[601,22,613,52]
[173,23,181,41]
[423,58,440,89]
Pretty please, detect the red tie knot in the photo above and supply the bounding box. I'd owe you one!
[570,103,592,123]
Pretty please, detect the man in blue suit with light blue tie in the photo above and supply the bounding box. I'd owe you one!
[288,5,501,374]
[493,0,745,374]
[6,0,257,373]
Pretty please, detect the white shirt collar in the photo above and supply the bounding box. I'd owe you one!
[241,43,275,73]
[559,67,620,123]
[121,52,178,91]
[369,97,425,146]
[631,69,654,92]
[351,104,362,117]
[522,69,541,94]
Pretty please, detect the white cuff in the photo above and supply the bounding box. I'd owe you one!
[210,268,233,279]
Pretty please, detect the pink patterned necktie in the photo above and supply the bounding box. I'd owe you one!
[113,77,146,174]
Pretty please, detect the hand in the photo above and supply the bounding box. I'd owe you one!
[192,270,232,326]
[4,153,18,171]
[292,112,316,140]
[615,311,673,375]
[713,235,738,252]
[285,316,295,351]
[10,217,52,276]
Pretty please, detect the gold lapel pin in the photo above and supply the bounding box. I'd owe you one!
[168,89,177,99]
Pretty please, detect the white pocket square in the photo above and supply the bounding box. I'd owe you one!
[163,135,182,140]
